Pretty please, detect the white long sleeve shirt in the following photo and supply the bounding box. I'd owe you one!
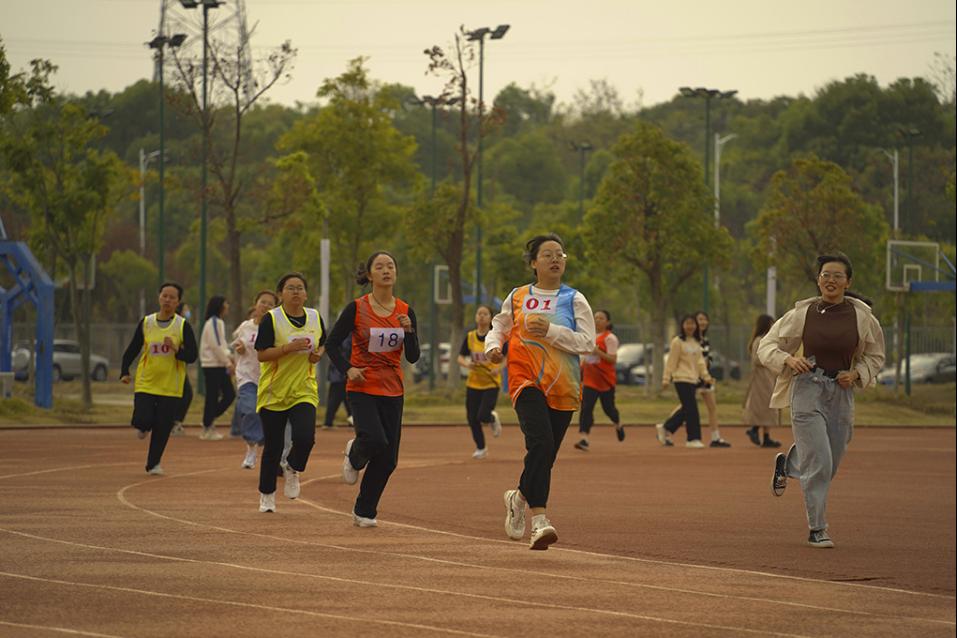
[200,316,232,368]
[485,284,596,356]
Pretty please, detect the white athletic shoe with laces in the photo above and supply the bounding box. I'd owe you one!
[529,516,558,550]
[353,513,378,528]
[342,439,359,485]
[472,448,488,460]
[503,489,526,540]
[146,465,165,476]
[490,411,502,437]
[282,463,300,499]
[259,492,276,513]
[241,446,257,469]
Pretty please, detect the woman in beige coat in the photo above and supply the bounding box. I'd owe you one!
[743,314,781,448]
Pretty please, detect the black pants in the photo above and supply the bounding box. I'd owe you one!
[175,376,192,423]
[663,382,701,441]
[323,381,351,426]
[202,367,235,428]
[132,392,180,471]
[465,387,499,449]
[258,403,316,495]
[514,387,574,509]
[347,391,404,519]
[578,386,620,434]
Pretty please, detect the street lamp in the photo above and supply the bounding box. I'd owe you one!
[147,32,187,286]
[713,133,736,227]
[678,86,736,314]
[139,148,162,316]
[880,148,900,236]
[466,23,509,306]
[897,127,921,235]
[570,141,593,219]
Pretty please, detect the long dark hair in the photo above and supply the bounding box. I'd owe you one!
[748,314,775,351]
[676,313,700,341]
[693,310,710,337]
[204,295,226,320]
[356,251,398,286]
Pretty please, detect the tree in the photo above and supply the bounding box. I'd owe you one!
[583,121,733,390]
[99,249,159,323]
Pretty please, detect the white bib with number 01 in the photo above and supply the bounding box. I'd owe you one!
[368,327,404,353]
[522,294,558,315]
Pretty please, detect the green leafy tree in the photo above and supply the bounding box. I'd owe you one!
[583,121,733,389]
[99,249,159,322]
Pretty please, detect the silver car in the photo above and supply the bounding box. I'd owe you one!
[12,339,110,382]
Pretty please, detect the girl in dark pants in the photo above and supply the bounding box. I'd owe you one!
[486,234,596,550]
[457,305,504,459]
[575,309,623,450]
[322,335,353,429]
[120,282,198,474]
[657,314,714,448]
[199,295,235,440]
[326,251,420,528]
[254,272,326,513]
[171,303,193,436]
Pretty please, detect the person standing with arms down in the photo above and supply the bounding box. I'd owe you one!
[232,290,278,469]
[486,233,596,550]
[457,304,504,459]
[121,282,198,475]
[254,273,326,513]
[743,314,782,448]
[656,314,714,448]
[199,296,235,441]
[326,251,420,528]
[574,309,624,451]
[694,311,730,448]
[760,253,884,548]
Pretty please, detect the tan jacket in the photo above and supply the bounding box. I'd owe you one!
[757,296,885,408]
[663,335,713,385]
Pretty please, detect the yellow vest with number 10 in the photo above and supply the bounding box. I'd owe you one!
[257,306,323,412]
[136,313,186,397]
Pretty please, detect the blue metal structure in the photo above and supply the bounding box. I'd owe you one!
[0,240,55,408]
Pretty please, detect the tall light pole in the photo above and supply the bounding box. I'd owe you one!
[570,141,593,218]
[139,148,162,316]
[881,148,900,236]
[409,94,459,391]
[898,127,921,235]
[679,86,736,314]
[148,32,186,286]
[713,133,736,228]
[466,24,509,306]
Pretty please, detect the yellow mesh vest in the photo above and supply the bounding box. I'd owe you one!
[256,306,323,412]
[466,330,501,390]
[135,314,186,397]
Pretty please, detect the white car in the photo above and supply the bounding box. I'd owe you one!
[13,340,110,382]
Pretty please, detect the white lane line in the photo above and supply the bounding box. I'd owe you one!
[0,571,495,638]
[0,529,807,638]
[0,463,137,480]
[0,620,125,637]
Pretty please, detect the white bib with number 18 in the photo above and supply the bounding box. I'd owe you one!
[368,327,404,353]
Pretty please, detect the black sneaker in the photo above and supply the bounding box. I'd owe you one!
[807,529,835,548]
[762,436,782,448]
[574,439,590,451]
[709,439,731,448]
[616,425,625,442]
[746,427,761,447]
[772,452,787,496]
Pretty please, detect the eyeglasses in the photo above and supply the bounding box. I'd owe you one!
[283,286,306,293]
[537,251,568,262]
[818,272,847,282]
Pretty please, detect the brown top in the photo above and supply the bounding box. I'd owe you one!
[802,300,858,372]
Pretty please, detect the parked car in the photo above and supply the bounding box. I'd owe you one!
[11,339,110,382]
[628,346,740,385]
[614,343,653,385]
[877,353,956,385]
[413,342,467,383]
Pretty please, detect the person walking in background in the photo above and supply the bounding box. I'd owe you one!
[695,311,730,448]
[486,233,596,550]
[760,252,884,548]
[199,296,235,441]
[743,314,782,448]
[656,314,714,449]
[574,309,624,451]
[457,304,504,459]
[326,251,420,529]
[254,272,326,513]
[120,282,198,475]
[322,333,353,430]
[171,302,193,437]
[232,290,278,469]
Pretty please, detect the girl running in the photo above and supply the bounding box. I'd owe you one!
[760,253,884,548]
[199,295,235,441]
[743,314,781,448]
[232,290,278,469]
[486,233,596,550]
[457,304,504,459]
[574,309,624,451]
[171,302,193,437]
[325,251,420,528]
[120,282,198,475]
[694,311,730,448]
[254,273,326,513]
[656,314,714,448]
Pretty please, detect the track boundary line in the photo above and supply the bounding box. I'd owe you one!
[0,620,125,637]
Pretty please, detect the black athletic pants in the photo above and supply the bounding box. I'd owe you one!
[514,387,574,509]
[663,381,701,442]
[202,367,235,428]
[465,387,499,449]
[258,403,316,495]
[578,386,620,434]
[175,376,192,423]
[347,391,404,519]
[132,392,180,471]
[323,381,352,426]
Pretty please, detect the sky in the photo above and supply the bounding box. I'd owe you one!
[1,0,955,110]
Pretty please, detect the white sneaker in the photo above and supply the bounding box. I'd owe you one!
[241,446,257,469]
[201,427,224,441]
[347,415,354,426]
[490,411,502,437]
[259,492,276,513]
[353,513,378,528]
[472,448,488,460]
[342,439,359,485]
[170,422,185,437]
[655,423,668,445]
[283,464,300,499]
[503,489,526,540]
[686,439,706,448]
[146,465,165,476]
[529,516,558,550]
[136,429,148,440]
